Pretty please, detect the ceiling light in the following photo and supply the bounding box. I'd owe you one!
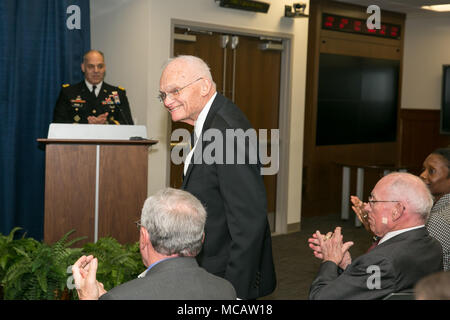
[421,4,450,12]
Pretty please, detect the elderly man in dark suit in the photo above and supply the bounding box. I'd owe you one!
[308,172,443,300]
[159,55,276,300]
[72,188,236,300]
[53,50,133,125]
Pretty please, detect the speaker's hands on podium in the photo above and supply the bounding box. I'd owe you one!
[87,112,109,124]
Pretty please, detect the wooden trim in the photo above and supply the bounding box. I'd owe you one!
[319,0,406,23]
[37,138,158,145]
[320,29,401,47]
[320,35,402,60]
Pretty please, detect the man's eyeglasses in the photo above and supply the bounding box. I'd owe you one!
[367,195,400,207]
[158,77,203,103]
[135,220,142,230]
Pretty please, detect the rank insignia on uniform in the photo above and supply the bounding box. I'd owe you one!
[62,84,70,88]
[118,86,125,91]
[70,96,86,109]
[70,96,85,102]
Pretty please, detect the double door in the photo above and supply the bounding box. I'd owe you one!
[170,27,282,223]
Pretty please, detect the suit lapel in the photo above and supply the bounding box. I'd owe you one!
[181,93,224,189]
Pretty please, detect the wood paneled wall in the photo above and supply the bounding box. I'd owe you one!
[399,109,450,174]
[302,0,406,217]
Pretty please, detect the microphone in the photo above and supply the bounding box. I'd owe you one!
[116,104,130,125]
[110,91,131,125]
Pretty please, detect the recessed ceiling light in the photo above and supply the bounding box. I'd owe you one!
[421,4,450,12]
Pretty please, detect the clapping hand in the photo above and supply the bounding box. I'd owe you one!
[350,196,373,234]
[87,112,109,124]
[308,227,354,270]
[72,255,107,300]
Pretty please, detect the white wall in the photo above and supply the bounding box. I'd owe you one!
[91,0,149,125]
[91,0,309,227]
[402,15,450,110]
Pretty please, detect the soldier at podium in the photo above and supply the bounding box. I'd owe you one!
[53,50,134,125]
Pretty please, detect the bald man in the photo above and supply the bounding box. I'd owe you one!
[308,172,443,299]
[53,50,133,125]
[159,55,276,299]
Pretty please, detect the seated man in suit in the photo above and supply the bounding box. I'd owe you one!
[53,50,133,125]
[308,172,443,299]
[72,188,236,300]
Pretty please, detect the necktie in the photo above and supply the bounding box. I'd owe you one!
[92,85,97,97]
[367,236,380,252]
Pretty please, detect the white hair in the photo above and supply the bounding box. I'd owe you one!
[162,55,216,88]
[140,188,206,256]
[384,172,434,221]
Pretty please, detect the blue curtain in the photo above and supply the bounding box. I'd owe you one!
[0,0,90,240]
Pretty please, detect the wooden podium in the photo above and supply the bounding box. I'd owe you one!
[38,137,157,245]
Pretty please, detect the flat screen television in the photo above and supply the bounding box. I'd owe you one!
[316,53,400,146]
[441,65,450,134]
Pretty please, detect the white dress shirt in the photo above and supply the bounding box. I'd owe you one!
[85,80,102,97]
[378,225,425,245]
[183,92,217,176]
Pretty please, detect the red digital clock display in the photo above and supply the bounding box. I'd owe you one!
[322,13,401,39]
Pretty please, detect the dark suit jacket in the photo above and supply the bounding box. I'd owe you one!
[53,81,133,124]
[181,93,276,299]
[309,227,443,300]
[99,257,236,300]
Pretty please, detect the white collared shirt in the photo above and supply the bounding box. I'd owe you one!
[378,225,425,245]
[183,92,217,176]
[85,80,102,97]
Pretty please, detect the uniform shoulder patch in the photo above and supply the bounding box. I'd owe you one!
[62,83,70,88]
[118,86,125,91]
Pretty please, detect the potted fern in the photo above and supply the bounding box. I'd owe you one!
[81,237,143,291]
[0,227,40,300]
[1,228,143,300]
[1,230,84,300]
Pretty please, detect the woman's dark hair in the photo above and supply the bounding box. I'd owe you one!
[431,148,450,176]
